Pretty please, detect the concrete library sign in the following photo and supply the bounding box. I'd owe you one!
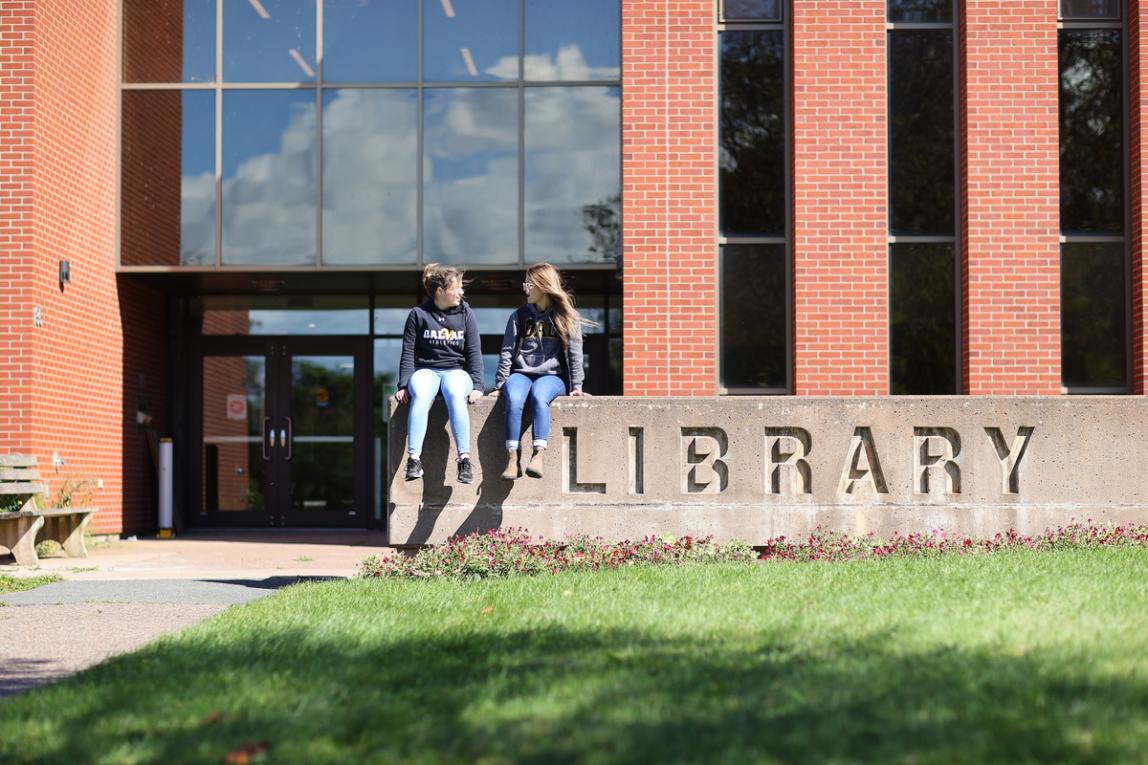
[387,397,1148,545]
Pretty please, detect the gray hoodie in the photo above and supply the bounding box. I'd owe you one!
[494,303,584,392]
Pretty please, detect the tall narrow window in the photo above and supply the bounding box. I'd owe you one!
[887,0,958,394]
[718,2,788,393]
[1059,2,1128,391]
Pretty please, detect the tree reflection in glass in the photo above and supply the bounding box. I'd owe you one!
[889,29,954,237]
[720,30,784,238]
[721,245,786,390]
[1062,243,1126,388]
[890,244,956,394]
[888,0,952,23]
[1059,29,1123,236]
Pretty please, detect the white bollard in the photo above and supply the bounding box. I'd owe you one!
[158,438,174,538]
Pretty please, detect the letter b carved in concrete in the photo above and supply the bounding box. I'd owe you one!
[765,427,812,495]
[681,427,729,494]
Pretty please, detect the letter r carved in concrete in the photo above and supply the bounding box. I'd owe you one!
[765,427,812,495]
[913,427,961,496]
[681,427,729,494]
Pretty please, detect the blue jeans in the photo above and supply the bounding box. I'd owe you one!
[502,373,566,449]
[406,368,473,457]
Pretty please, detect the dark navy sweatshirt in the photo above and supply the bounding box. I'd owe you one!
[397,300,483,391]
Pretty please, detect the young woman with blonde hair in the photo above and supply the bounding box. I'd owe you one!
[488,263,591,479]
[395,264,483,483]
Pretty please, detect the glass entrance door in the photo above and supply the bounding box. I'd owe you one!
[194,337,369,527]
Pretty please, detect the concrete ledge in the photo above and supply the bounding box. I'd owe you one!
[387,397,1148,544]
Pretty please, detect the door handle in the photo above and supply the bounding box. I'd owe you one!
[262,417,271,460]
[278,429,286,448]
[284,417,293,461]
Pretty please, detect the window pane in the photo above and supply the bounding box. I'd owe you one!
[723,0,780,20]
[1061,0,1120,19]
[890,243,956,394]
[222,91,316,266]
[194,296,370,335]
[525,87,620,265]
[423,88,518,264]
[424,0,517,82]
[1059,29,1124,235]
[720,30,785,237]
[224,0,316,82]
[123,0,215,82]
[721,245,786,390]
[1062,243,1126,388]
[888,0,953,22]
[324,0,417,82]
[524,0,619,80]
[322,89,417,264]
[889,29,955,236]
[121,91,215,266]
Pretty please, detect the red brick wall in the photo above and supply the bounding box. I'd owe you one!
[0,3,36,453]
[1132,0,1148,394]
[28,0,127,533]
[791,1,889,395]
[621,0,717,396]
[961,0,1061,395]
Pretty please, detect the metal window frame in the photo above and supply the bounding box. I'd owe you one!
[886,2,962,395]
[1057,1,1131,394]
[116,0,623,273]
[716,5,791,395]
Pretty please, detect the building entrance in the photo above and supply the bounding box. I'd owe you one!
[191,337,371,528]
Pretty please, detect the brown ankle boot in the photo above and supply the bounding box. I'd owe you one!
[500,449,520,480]
[525,447,546,479]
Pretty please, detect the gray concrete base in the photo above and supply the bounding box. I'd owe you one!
[388,397,1148,544]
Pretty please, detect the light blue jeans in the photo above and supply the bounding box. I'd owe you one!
[406,368,473,457]
[503,373,567,449]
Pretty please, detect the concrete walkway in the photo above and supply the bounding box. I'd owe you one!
[0,530,387,697]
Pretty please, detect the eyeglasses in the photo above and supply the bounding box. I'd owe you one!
[522,281,536,290]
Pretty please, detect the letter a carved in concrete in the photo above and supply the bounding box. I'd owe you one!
[985,426,1034,495]
[765,427,812,495]
[681,427,729,494]
[836,427,888,495]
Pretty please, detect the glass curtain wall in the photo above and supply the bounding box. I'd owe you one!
[718,1,789,393]
[887,0,958,394]
[1058,0,1128,391]
[120,0,621,269]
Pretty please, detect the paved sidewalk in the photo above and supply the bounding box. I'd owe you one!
[0,530,388,697]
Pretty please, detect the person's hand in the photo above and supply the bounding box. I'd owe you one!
[467,390,482,405]
[393,389,408,404]
[571,389,591,397]
[487,389,501,399]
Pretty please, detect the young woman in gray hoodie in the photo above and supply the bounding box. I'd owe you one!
[488,263,591,479]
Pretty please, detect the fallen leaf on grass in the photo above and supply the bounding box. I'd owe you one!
[224,740,270,764]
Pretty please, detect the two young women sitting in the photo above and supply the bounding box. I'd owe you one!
[394,262,590,484]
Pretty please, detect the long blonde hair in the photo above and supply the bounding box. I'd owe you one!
[422,263,463,298]
[525,263,596,345]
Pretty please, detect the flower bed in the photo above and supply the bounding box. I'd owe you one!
[359,529,755,579]
[359,522,1148,580]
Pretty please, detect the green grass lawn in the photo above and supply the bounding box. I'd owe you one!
[0,574,58,595]
[2,548,1147,764]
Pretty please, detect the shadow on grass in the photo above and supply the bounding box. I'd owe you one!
[0,622,1144,764]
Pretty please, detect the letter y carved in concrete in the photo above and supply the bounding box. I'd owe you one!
[985,426,1034,495]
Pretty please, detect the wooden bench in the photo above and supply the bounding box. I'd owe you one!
[0,455,96,566]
